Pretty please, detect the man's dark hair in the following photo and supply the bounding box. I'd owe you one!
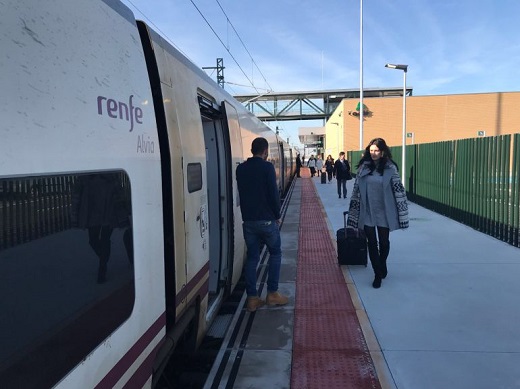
[251,137,269,155]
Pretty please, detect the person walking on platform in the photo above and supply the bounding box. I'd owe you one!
[236,137,289,312]
[296,153,302,178]
[325,155,334,183]
[316,155,324,177]
[333,151,351,198]
[307,155,317,177]
[347,138,409,288]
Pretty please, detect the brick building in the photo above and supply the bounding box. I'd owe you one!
[325,91,520,155]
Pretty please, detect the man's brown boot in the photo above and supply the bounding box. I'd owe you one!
[247,296,265,312]
[266,291,289,306]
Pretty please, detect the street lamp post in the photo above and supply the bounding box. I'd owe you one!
[385,63,408,188]
[359,0,364,150]
[331,121,340,156]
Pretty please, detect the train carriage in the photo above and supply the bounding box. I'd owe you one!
[1,1,165,387]
[0,0,296,387]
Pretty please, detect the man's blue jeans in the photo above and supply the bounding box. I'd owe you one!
[243,220,282,297]
[337,178,347,198]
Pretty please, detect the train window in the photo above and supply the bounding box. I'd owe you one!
[187,163,203,193]
[0,171,135,388]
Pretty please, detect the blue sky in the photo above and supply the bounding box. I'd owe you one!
[121,0,520,147]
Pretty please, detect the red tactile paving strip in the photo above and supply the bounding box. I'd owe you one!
[297,263,346,284]
[291,171,381,389]
[294,284,356,311]
[292,350,380,389]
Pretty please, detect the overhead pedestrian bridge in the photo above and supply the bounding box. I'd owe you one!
[234,87,413,122]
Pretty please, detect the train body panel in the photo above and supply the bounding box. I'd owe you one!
[0,1,164,387]
[143,26,209,323]
[1,0,296,387]
[139,26,236,339]
[1,0,167,388]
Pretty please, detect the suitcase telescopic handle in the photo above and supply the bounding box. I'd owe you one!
[342,211,359,238]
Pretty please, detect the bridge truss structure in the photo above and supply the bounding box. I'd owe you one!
[234,87,413,122]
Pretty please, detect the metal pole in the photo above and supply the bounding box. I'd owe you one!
[402,70,407,188]
[337,125,339,156]
[359,0,364,150]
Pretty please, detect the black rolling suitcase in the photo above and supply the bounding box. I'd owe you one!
[321,171,327,184]
[337,211,367,266]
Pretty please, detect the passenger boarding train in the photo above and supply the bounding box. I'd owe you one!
[0,1,296,387]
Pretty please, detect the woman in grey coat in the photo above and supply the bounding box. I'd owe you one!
[347,138,409,288]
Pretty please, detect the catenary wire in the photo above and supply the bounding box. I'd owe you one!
[214,0,273,93]
[189,0,261,94]
[125,0,275,118]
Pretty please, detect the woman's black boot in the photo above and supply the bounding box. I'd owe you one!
[367,242,383,288]
[379,241,390,279]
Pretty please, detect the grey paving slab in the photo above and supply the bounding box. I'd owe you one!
[232,350,291,389]
[350,262,520,352]
[280,229,299,252]
[385,350,520,389]
[280,221,299,234]
[244,309,293,350]
[286,191,301,202]
[282,210,300,224]
[281,248,298,265]
[278,261,297,282]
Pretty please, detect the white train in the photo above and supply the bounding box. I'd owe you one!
[0,1,296,387]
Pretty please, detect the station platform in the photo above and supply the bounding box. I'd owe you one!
[204,167,520,389]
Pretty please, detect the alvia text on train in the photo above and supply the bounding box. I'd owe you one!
[0,1,297,388]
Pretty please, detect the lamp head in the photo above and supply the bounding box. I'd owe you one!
[385,63,408,72]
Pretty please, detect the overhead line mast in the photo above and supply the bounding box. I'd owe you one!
[202,58,225,88]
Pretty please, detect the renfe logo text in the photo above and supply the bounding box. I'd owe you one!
[97,95,143,132]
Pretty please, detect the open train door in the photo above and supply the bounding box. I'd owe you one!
[198,96,233,310]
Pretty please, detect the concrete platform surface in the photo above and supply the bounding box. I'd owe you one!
[313,173,520,389]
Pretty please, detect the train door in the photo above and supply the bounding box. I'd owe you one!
[221,101,245,289]
[198,95,232,307]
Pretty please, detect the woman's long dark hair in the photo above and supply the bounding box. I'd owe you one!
[357,137,398,174]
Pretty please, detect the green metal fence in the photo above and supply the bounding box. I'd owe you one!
[348,134,520,248]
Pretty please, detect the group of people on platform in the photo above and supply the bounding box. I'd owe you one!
[296,151,352,199]
[236,137,408,316]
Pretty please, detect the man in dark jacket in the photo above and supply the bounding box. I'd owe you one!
[236,137,289,312]
[333,151,351,199]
